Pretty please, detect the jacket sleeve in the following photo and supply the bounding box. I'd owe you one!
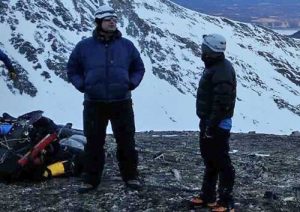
[208,70,236,127]
[67,44,85,93]
[0,50,14,71]
[128,45,145,90]
[196,84,203,119]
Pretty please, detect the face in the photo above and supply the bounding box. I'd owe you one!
[101,16,117,32]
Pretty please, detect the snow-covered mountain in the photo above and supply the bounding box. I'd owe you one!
[0,0,299,134]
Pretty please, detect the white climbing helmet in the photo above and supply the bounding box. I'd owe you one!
[94,5,117,20]
[202,34,226,53]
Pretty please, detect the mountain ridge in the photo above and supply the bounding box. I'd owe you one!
[171,0,300,29]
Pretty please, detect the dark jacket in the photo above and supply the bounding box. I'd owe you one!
[0,49,14,71]
[196,55,236,128]
[67,30,145,102]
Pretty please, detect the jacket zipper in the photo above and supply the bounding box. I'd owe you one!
[105,43,109,100]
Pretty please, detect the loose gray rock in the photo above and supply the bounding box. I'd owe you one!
[0,131,299,211]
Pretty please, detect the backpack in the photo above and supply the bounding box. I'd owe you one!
[0,111,59,181]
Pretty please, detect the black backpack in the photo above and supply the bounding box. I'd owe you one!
[0,111,59,181]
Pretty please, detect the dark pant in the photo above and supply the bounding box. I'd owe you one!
[83,99,138,185]
[199,122,235,204]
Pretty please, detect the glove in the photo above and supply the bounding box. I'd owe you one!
[8,69,17,81]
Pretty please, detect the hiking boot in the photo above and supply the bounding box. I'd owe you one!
[77,173,100,194]
[211,202,234,212]
[125,179,142,190]
[189,195,217,209]
[77,183,98,194]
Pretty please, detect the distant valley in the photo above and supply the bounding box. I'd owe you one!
[171,0,300,29]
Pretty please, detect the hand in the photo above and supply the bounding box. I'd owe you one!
[129,82,135,90]
[203,127,214,139]
[8,70,17,81]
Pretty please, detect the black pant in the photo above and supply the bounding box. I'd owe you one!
[83,99,138,185]
[199,122,235,204]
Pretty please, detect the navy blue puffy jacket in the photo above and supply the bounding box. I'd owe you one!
[67,31,145,101]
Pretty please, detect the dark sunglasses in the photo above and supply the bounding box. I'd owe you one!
[102,16,118,22]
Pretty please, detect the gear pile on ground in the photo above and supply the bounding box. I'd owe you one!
[0,111,84,182]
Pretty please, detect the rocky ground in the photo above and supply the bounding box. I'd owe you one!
[0,131,299,211]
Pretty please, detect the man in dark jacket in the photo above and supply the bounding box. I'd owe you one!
[67,5,145,193]
[190,34,236,212]
[0,49,17,80]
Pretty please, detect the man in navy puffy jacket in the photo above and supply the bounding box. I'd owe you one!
[67,5,145,193]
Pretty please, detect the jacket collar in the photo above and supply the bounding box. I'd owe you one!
[202,53,225,68]
[93,28,122,43]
